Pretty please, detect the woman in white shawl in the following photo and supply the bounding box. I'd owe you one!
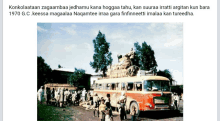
[54,88,58,106]
[59,87,64,107]
[118,91,126,116]
[64,89,70,106]
[72,91,77,104]
[37,86,44,104]
[57,88,61,107]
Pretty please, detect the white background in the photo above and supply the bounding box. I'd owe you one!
[3,0,217,121]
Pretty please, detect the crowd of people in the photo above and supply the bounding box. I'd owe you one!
[37,87,138,121]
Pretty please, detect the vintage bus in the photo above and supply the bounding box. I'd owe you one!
[93,75,172,115]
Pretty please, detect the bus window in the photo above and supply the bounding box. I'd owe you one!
[116,83,120,90]
[111,83,116,90]
[95,83,98,89]
[121,83,126,90]
[161,81,170,91]
[136,82,142,91]
[105,83,111,90]
[127,82,134,91]
[104,83,111,90]
[98,83,102,90]
[108,83,111,90]
[103,83,106,90]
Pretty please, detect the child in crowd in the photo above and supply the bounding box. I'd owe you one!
[99,99,106,121]
[130,106,137,121]
[119,99,127,121]
[104,102,113,121]
[93,93,100,117]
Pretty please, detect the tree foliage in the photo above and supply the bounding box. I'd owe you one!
[37,56,52,90]
[58,64,62,68]
[134,41,157,72]
[157,69,174,85]
[68,68,86,87]
[90,31,113,77]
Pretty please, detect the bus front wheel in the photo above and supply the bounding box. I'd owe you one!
[130,102,140,117]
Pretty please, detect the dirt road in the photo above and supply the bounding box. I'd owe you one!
[38,102,183,121]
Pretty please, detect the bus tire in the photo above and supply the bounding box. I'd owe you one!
[130,102,140,116]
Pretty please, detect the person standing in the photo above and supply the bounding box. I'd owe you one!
[58,88,62,107]
[104,102,113,121]
[93,93,100,117]
[87,92,91,101]
[51,88,55,99]
[130,106,137,121]
[85,92,92,110]
[54,88,58,106]
[46,87,51,105]
[85,90,88,101]
[90,92,93,106]
[64,89,69,106]
[119,99,127,121]
[118,91,127,118]
[72,91,76,105]
[37,86,44,104]
[99,99,106,121]
[128,48,135,66]
[174,93,180,110]
[105,94,111,105]
[59,87,64,108]
[82,88,87,102]
[88,92,93,109]
[77,91,81,105]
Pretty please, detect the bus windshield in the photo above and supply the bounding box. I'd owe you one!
[144,80,170,91]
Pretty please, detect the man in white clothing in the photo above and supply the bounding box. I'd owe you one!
[72,91,77,105]
[64,89,70,106]
[54,88,58,106]
[57,88,61,107]
[82,88,87,102]
[118,91,127,116]
[59,88,64,107]
[37,86,44,104]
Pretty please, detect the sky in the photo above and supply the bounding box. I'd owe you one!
[37,23,183,84]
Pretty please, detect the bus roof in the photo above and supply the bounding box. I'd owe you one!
[96,76,169,83]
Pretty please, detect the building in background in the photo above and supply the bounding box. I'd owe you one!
[51,68,92,90]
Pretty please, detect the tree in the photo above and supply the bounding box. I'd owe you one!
[157,69,174,85]
[134,41,157,72]
[90,31,113,77]
[37,56,52,90]
[68,68,86,87]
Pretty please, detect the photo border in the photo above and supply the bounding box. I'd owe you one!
[0,0,3,120]
[218,0,220,120]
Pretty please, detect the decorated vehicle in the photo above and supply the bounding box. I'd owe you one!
[93,75,172,115]
[93,48,172,115]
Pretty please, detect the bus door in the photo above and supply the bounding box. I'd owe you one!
[110,82,117,107]
[112,82,122,107]
[126,82,133,105]
[135,81,144,110]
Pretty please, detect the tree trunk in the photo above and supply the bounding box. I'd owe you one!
[103,70,106,77]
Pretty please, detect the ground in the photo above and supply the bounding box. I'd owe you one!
[38,101,183,121]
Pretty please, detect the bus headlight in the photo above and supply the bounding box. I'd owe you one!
[145,103,152,107]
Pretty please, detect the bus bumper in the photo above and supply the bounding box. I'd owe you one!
[143,108,171,111]
[143,105,171,111]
